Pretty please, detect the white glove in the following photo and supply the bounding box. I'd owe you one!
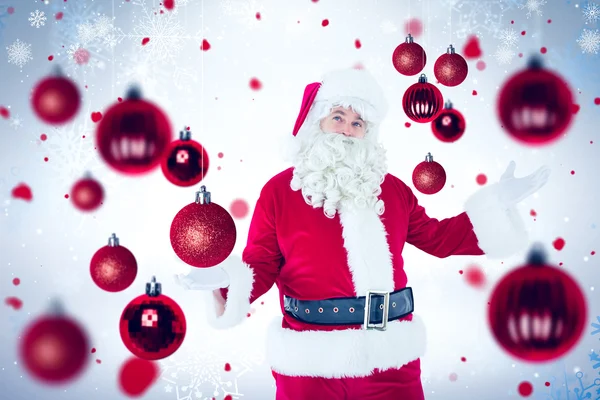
[496,161,551,207]
[173,264,230,291]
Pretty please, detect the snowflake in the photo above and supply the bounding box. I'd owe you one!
[219,0,266,29]
[583,2,600,24]
[77,22,97,45]
[494,45,516,64]
[6,39,32,69]
[9,114,22,130]
[498,27,519,47]
[591,316,600,336]
[451,1,516,39]
[53,0,103,40]
[518,0,547,18]
[29,10,47,28]
[577,29,600,54]
[380,20,398,35]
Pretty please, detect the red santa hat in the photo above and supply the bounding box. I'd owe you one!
[291,67,389,139]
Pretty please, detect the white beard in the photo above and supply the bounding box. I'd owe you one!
[290,127,388,218]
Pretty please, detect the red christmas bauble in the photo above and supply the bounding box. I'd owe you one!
[403,74,444,123]
[497,56,574,146]
[392,34,426,76]
[431,101,466,143]
[119,277,186,360]
[31,72,81,125]
[70,174,104,212]
[161,128,209,187]
[412,153,446,195]
[434,45,468,87]
[170,186,237,268]
[96,86,173,175]
[90,233,138,292]
[19,303,90,384]
[488,245,587,363]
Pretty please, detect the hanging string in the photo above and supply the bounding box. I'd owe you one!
[201,0,205,182]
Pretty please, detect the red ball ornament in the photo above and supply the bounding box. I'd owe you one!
[31,68,81,125]
[497,55,575,146]
[96,86,173,175]
[90,233,138,292]
[392,33,426,76]
[119,276,186,360]
[403,74,444,123]
[19,300,90,384]
[161,127,210,187]
[70,173,104,211]
[170,186,237,268]
[412,152,446,195]
[431,100,466,143]
[434,44,469,87]
[488,244,587,363]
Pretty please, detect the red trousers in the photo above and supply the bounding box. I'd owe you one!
[272,359,425,400]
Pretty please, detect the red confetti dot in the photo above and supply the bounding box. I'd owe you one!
[570,170,575,175]
[55,11,63,20]
[311,0,319,2]
[96,359,102,364]
[91,112,102,122]
[91,348,96,353]
[355,39,362,49]
[7,7,14,15]
[64,194,69,199]
[476,173,487,185]
[472,90,478,95]
[246,313,251,317]
[255,12,261,20]
[404,18,423,37]
[230,199,250,219]
[547,19,552,23]
[117,97,123,102]
[5,297,22,310]
[594,97,600,105]
[530,209,537,217]
[458,270,463,274]
[141,37,150,45]
[476,60,486,71]
[521,31,526,35]
[119,357,159,397]
[48,55,54,61]
[518,381,533,397]
[540,47,547,54]
[559,262,563,266]
[0,106,10,119]
[571,104,580,114]
[44,157,48,162]
[461,357,466,362]
[552,237,566,251]
[218,152,224,158]
[511,20,514,24]
[449,373,458,382]
[321,19,329,27]
[465,265,486,288]
[462,35,482,59]
[13,278,20,286]
[11,183,32,201]
[200,39,211,51]
[405,122,411,127]
[249,77,262,90]
[224,396,233,400]
[592,251,596,255]
[217,166,222,171]
[224,363,231,372]
[163,0,175,10]
[518,53,523,58]
[545,381,550,386]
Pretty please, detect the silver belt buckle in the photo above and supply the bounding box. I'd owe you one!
[363,290,390,331]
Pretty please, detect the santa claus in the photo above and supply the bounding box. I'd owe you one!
[176,67,551,399]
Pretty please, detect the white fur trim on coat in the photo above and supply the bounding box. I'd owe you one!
[201,255,254,329]
[464,183,529,259]
[266,315,426,378]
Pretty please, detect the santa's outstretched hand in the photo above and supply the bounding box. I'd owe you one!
[495,161,551,206]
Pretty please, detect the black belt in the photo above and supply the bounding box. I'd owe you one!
[283,287,414,331]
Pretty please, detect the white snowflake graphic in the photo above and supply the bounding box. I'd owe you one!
[380,20,398,35]
[583,3,600,24]
[6,39,33,69]
[9,114,23,130]
[219,0,265,29]
[518,0,547,18]
[451,1,516,39]
[494,45,516,64]
[577,29,600,54]
[498,27,519,47]
[29,10,47,28]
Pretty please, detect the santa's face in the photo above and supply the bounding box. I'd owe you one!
[319,106,367,138]
[290,106,387,218]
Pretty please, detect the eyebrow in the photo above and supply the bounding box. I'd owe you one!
[332,110,364,122]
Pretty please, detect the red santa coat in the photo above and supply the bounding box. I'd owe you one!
[204,167,528,378]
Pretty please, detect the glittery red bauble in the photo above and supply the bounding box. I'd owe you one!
[434,46,468,87]
[403,74,444,123]
[488,245,587,363]
[90,234,138,292]
[392,34,426,76]
[412,153,446,195]
[431,103,466,143]
[19,312,90,384]
[31,75,81,125]
[161,129,209,187]
[497,56,574,146]
[170,187,237,268]
[70,176,104,212]
[96,87,173,175]
[119,278,186,360]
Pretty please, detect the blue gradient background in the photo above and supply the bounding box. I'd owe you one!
[1,0,600,399]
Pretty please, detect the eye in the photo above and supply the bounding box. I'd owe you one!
[333,116,341,121]
[353,122,362,127]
